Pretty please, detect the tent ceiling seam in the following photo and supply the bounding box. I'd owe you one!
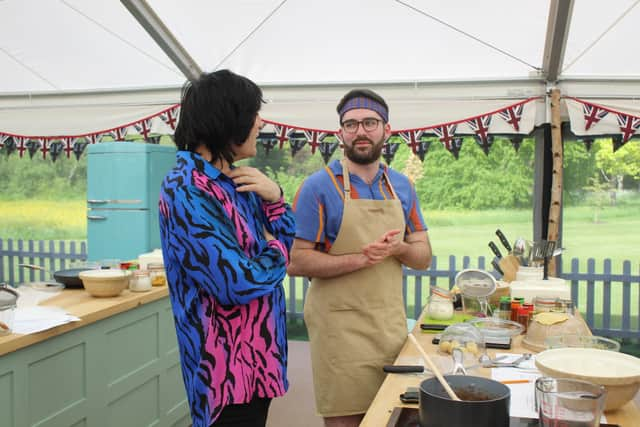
[0,46,59,90]
[213,0,289,71]
[562,0,640,73]
[60,0,181,77]
[394,0,541,71]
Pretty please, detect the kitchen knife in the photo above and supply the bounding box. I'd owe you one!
[488,241,503,259]
[495,229,512,253]
[491,259,504,276]
[383,365,425,373]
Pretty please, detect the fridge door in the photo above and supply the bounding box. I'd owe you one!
[87,209,150,262]
[87,142,176,210]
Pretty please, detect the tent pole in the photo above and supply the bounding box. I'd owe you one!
[121,0,202,81]
[547,89,564,276]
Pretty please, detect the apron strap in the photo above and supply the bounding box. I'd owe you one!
[340,159,398,200]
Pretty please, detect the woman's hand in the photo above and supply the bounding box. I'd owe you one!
[228,166,281,202]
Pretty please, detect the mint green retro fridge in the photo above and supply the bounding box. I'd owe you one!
[86,142,176,262]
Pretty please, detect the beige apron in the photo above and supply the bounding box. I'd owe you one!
[304,161,408,417]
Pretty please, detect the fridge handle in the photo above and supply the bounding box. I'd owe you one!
[87,215,107,220]
[88,199,142,204]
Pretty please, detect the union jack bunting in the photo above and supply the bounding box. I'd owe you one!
[160,107,179,130]
[616,113,640,143]
[64,137,76,158]
[86,134,100,145]
[40,139,51,160]
[303,130,327,155]
[399,130,424,154]
[134,119,153,139]
[114,127,128,140]
[581,137,594,151]
[259,138,278,154]
[510,135,523,152]
[49,140,64,162]
[498,104,524,132]
[414,141,432,162]
[4,136,16,155]
[16,137,26,158]
[319,141,340,164]
[273,125,293,149]
[466,115,493,155]
[25,139,41,159]
[289,138,308,157]
[382,142,401,164]
[612,134,625,152]
[433,124,458,153]
[582,103,608,131]
[73,140,89,160]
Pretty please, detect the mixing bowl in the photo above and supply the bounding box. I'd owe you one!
[535,347,640,411]
[79,270,131,297]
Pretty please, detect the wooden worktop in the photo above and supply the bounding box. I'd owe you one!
[0,286,169,356]
[361,312,640,427]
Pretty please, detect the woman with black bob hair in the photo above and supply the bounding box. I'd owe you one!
[159,69,295,427]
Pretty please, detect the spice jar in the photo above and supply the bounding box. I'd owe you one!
[0,284,19,335]
[129,270,152,292]
[497,296,512,321]
[147,263,166,287]
[426,287,454,321]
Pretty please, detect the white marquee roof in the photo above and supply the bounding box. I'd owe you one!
[3,0,640,136]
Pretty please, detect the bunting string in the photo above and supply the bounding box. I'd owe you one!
[0,98,541,162]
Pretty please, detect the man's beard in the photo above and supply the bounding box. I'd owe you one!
[344,136,384,165]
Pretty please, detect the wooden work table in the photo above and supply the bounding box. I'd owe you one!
[0,285,169,356]
[361,312,640,427]
[0,285,190,426]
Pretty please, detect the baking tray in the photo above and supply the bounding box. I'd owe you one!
[385,407,619,427]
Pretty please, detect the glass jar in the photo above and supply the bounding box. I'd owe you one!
[147,263,166,287]
[129,270,152,292]
[426,287,454,321]
[533,296,558,314]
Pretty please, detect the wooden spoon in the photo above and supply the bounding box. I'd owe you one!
[407,333,461,401]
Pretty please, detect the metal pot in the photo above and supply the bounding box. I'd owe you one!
[18,264,94,288]
[419,375,510,427]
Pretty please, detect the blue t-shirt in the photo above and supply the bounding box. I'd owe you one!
[293,159,427,252]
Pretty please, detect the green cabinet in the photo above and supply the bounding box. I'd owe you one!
[0,297,190,427]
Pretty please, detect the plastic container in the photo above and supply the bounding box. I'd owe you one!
[438,323,484,357]
[138,249,163,271]
[148,263,166,287]
[129,270,152,292]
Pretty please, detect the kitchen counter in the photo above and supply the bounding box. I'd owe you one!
[0,286,190,427]
[0,286,169,356]
[361,310,640,427]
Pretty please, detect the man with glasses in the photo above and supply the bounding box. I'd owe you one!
[288,89,432,427]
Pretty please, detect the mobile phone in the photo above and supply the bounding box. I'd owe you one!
[399,387,419,404]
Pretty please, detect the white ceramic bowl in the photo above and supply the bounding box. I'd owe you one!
[79,269,131,297]
[535,347,640,411]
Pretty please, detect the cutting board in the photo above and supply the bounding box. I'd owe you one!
[419,311,473,333]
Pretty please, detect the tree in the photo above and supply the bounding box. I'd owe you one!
[594,139,640,191]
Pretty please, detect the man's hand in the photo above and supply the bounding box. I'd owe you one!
[228,166,281,202]
[362,229,402,265]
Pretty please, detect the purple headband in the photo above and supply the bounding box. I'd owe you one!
[339,97,388,123]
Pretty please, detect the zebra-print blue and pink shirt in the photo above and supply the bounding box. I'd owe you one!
[159,151,294,426]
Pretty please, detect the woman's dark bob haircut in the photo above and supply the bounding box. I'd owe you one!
[174,69,263,165]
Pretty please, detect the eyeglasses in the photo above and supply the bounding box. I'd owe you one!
[340,118,382,133]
